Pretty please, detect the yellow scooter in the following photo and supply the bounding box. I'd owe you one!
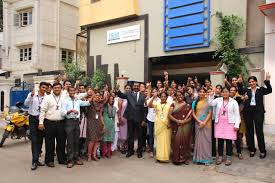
[0,102,30,147]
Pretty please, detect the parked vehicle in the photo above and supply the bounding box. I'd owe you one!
[0,102,30,147]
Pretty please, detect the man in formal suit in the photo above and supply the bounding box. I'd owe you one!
[116,82,146,158]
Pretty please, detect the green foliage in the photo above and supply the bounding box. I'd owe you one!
[91,69,105,90]
[214,12,248,78]
[63,60,84,86]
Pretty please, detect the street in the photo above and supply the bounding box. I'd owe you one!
[0,123,274,183]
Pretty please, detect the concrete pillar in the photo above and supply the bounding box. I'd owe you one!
[263,5,275,124]
[116,77,129,93]
[209,71,225,88]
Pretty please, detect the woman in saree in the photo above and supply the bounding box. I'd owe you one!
[192,87,213,165]
[169,91,193,165]
[148,91,172,162]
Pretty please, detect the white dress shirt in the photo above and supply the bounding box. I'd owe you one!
[146,97,161,122]
[24,91,46,116]
[39,93,64,125]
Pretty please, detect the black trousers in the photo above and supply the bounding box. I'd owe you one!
[218,139,233,156]
[29,115,44,163]
[244,108,266,153]
[235,131,242,154]
[44,119,66,164]
[65,118,80,162]
[127,120,144,154]
[211,120,216,157]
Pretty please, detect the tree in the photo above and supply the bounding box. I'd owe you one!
[214,12,248,78]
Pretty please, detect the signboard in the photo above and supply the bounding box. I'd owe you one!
[107,25,141,45]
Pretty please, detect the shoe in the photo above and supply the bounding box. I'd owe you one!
[31,163,38,171]
[216,156,223,165]
[46,162,55,168]
[238,153,244,160]
[149,152,154,158]
[259,152,266,159]
[37,161,45,166]
[126,152,134,158]
[137,153,143,158]
[67,162,74,168]
[59,160,67,165]
[121,150,127,154]
[250,151,256,157]
[75,160,84,165]
[225,159,232,166]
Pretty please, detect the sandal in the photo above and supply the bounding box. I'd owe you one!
[259,152,266,159]
[225,156,232,166]
[238,153,243,160]
[250,152,256,157]
[216,156,223,165]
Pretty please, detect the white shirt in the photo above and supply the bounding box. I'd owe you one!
[39,93,64,124]
[250,89,256,106]
[146,97,161,122]
[24,91,46,116]
[209,97,241,128]
[167,96,174,104]
[61,90,87,100]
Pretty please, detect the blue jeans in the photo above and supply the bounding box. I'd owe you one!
[147,120,154,152]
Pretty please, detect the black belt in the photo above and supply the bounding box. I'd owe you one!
[45,119,63,123]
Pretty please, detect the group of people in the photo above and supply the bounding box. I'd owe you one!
[24,71,272,171]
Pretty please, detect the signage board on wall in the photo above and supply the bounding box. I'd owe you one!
[107,24,141,45]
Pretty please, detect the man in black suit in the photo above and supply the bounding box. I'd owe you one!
[116,82,146,158]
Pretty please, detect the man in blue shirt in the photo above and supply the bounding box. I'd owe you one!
[62,86,91,168]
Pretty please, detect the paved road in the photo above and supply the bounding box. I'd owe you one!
[0,124,274,183]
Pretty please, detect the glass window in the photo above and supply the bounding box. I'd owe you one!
[16,10,32,27]
[19,46,32,62]
[61,49,74,63]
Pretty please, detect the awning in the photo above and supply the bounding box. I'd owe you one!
[259,3,275,16]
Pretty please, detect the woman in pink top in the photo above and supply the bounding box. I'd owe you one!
[209,87,240,166]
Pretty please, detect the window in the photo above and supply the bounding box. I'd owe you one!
[19,46,32,61]
[14,10,32,27]
[91,0,100,3]
[61,49,74,63]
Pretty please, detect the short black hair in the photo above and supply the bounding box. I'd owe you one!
[63,80,71,85]
[216,84,223,89]
[78,84,85,88]
[39,82,49,87]
[53,83,62,88]
[68,86,75,91]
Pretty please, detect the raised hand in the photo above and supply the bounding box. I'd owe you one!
[266,72,271,81]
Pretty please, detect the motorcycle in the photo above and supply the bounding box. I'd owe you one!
[0,102,30,147]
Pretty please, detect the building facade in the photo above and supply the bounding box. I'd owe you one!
[80,0,275,124]
[0,0,80,112]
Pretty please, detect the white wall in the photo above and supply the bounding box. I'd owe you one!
[264,1,275,124]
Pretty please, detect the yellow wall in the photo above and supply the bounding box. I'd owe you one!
[79,0,138,26]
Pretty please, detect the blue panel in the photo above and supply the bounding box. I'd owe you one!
[167,34,204,48]
[167,24,204,38]
[10,91,30,107]
[168,3,204,18]
[164,0,210,51]
[168,0,203,9]
[168,13,204,28]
